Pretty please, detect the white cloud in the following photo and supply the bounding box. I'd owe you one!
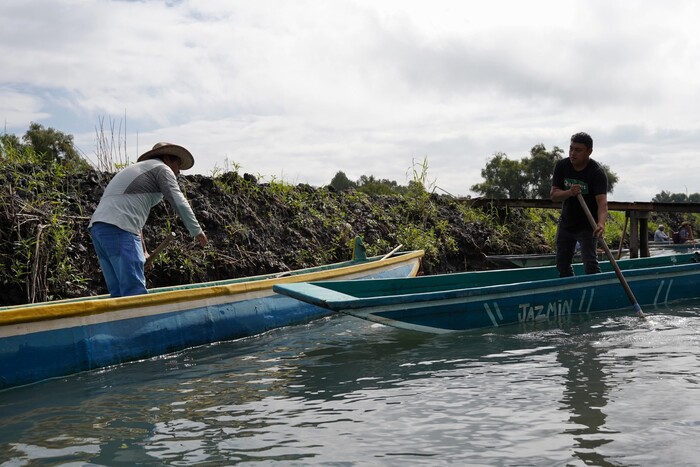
[2,0,700,201]
[0,87,50,127]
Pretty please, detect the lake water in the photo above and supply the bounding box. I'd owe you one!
[2,303,700,466]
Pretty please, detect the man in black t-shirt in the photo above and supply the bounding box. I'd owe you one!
[550,132,608,277]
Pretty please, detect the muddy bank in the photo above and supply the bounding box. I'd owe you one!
[0,166,553,306]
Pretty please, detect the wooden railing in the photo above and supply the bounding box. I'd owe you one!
[458,198,700,258]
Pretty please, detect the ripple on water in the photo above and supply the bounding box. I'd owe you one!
[2,306,700,465]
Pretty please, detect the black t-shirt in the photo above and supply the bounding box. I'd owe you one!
[552,158,608,231]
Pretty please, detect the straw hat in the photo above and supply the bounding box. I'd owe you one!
[658,224,664,230]
[137,142,194,170]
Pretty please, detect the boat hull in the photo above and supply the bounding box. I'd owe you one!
[0,251,423,389]
[275,253,700,334]
[649,241,699,250]
[486,249,629,268]
[356,264,700,333]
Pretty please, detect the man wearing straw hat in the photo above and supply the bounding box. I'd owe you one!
[678,221,694,243]
[89,142,208,297]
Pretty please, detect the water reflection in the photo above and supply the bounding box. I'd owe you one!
[555,327,618,466]
[2,308,700,465]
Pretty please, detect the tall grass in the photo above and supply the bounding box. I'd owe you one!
[94,114,130,172]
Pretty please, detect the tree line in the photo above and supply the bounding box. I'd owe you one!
[1,122,88,169]
[469,144,620,199]
[2,123,698,203]
[329,143,700,203]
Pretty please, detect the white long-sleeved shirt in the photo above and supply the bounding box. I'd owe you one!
[654,229,670,242]
[89,159,203,237]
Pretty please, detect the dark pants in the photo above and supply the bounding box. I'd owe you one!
[555,224,601,277]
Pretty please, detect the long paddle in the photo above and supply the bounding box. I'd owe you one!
[576,194,645,319]
[145,232,176,269]
[381,244,403,260]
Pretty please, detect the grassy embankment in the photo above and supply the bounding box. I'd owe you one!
[0,144,633,306]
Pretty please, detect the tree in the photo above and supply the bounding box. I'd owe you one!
[600,163,618,194]
[328,171,411,195]
[0,133,22,159]
[470,152,528,198]
[356,175,401,196]
[329,171,355,192]
[471,144,618,198]
[22,122,84,165]
[523,144,564,198]
[652,191,700,203]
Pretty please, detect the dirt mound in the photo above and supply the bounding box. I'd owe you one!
[0,167,550,305]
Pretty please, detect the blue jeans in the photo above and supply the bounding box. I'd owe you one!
[555,224,601,277]
[89,222,147,297]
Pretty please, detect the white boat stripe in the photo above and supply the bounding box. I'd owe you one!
[654,281,664,306]
[579,289,588,312]
[586,288,594,313]
[664,279,673,303]
[494,302,503,320]
[484,303,498,327]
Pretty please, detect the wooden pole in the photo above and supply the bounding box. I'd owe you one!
[145,232,176,269]
[617,214,629,260]
[381,244,403,260]
[576,194,645,319]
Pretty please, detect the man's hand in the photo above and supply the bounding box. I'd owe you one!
[594,222,605,238]
[569,184,582,197]
[196,232,208,247]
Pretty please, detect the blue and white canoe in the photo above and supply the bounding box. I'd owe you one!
[274,253,700,334]
[0,246,423,390]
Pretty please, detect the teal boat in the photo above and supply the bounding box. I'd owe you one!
[274,253,700,334]
[485,249,629,268]
[485,253,560,268]
[649,241,700,251]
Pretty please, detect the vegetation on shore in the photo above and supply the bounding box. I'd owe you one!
[1,123,697,306]
[0,125,550,305]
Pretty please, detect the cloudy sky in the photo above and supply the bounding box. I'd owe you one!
[2,0,699,201]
